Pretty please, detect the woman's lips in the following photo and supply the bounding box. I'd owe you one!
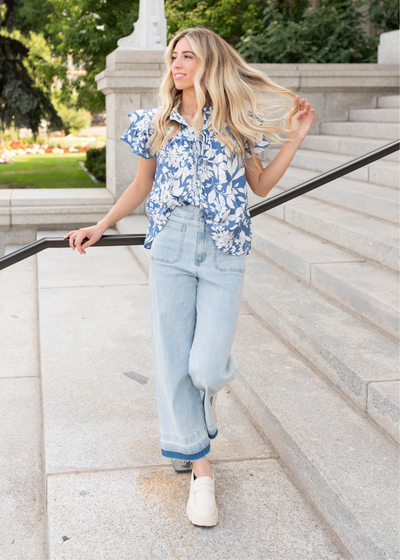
[174,74,186,80]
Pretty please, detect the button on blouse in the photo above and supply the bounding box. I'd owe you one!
[120,104,270,256]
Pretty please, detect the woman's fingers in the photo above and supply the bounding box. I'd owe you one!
[69,233,77,251]
[64,230,77,251]
[81,236,95,251]
[74,231,88,255]
[295,96,313,115]
[63,226,102,254]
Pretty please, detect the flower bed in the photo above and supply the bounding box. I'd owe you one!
[0,142,94,164]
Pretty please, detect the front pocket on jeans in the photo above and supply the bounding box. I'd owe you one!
[150,221,186,264]
[214,247,245,273]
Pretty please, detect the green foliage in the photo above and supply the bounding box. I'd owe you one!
[85,146,105,183]
[2,0,397,119]
[44,0,140,113]
[51,91,92,135]
[236,0,380,63]
[368,0,399,34]
[56,105,92,135]
[0,0,62,135]
[0,35,62,134]
[2,0,52,35]
[12,29,62,94]
[43,0,265,110]
[165,0,253,45]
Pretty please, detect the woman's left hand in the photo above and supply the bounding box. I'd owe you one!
[289,95,316,142]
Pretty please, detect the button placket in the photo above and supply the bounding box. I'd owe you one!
[191,134,201,205]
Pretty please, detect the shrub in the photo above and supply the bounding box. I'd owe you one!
[85,146,106,183]
[236,0,381,63]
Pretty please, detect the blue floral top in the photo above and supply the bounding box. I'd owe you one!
[120,104,270,255]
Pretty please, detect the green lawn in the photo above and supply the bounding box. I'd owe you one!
[0,153,105,189]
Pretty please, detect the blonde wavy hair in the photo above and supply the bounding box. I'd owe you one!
[147,26,300,168]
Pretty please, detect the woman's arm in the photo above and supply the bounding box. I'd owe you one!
[98,157,157,231]
[64,156,157,254]
[245,135,302,198]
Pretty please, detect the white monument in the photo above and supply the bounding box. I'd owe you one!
[117,0,167,50]
[378,29,399,65]
[95,0,167,204]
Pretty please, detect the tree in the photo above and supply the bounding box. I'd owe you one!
[0,0,62,135]
[165,0,260,46]
[42,0,263,113]
[236,0,381,63]
[44,0,140,113]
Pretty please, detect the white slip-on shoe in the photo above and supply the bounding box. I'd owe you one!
[186,469,219,527]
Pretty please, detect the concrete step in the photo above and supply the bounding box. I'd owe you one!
[251,214,399,339]
[47,458,347,560]
[300,134,399,163]
[0,246,39,378]
[378,95,400,108]
[35,231,346,559]
[265,147,399,188]
[348,107,400,122]
[0,246,46,560]
[117,216,399,442]
[241,251,399,443]
[230,311,399,560]
[261,166,399,223]
[0,187,114,228]
[279,200,399,272]
[117,219,399,558]
[320,121,399,140]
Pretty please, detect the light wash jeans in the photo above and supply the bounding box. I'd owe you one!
[148,203,246,461]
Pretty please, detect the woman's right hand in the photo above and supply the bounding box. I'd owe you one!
[64,223,106,255]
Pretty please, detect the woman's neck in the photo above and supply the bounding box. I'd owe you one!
[178,90,211,115]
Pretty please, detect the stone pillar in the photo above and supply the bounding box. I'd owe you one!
[378,30,400,65]
[95,50,165,210]
[95,0,167,211]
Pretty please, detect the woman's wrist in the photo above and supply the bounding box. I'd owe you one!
[287,133,304,145]
[97,218,110,234]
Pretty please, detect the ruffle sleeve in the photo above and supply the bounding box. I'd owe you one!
[244,109,270,159]
[120,109,157,159]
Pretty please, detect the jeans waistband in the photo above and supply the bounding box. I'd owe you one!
[169,203,205,222]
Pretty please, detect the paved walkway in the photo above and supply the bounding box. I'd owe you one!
[0,233,347,559]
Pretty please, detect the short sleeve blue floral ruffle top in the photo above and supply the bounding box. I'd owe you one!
[120,104,270,256]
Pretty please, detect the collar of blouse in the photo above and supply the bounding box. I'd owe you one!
[169,104,213,131]
[168,104,215,166]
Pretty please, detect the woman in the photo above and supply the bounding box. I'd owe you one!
[64,26,315,528]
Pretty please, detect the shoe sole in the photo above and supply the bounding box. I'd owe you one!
[186,502,219,527]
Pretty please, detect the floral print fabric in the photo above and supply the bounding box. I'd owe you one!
[120,104,270,255]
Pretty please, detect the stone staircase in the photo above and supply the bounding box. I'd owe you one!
[0,94,398,559]
[238,93,400,558]
[0,240,350,560]
[118,94,400,559]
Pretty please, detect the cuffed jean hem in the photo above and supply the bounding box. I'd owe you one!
[209,428,218,440]
[161,443,211,461]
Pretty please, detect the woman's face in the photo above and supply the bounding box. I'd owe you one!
[171,37,200,92]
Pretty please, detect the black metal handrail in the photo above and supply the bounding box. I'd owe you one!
[0,138,398,271]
